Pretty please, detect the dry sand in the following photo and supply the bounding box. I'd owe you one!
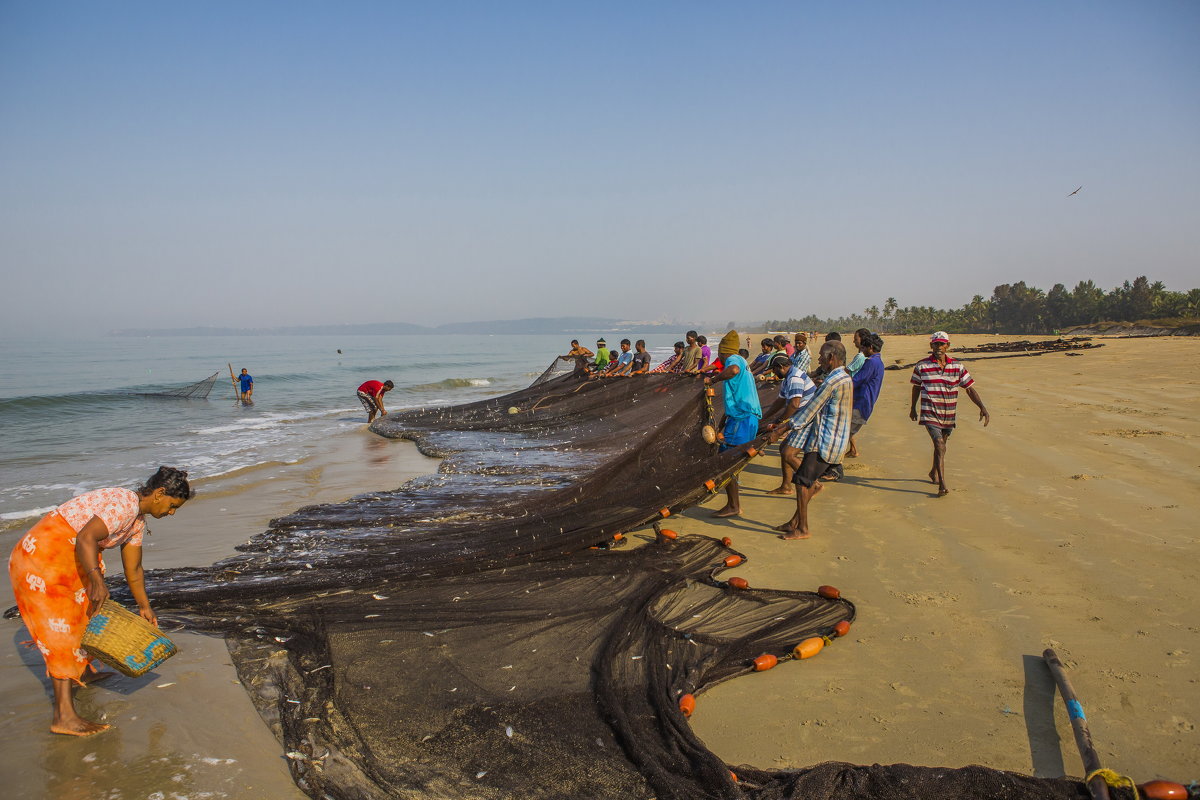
[685,334,1199,784]
[1,334,1196,797]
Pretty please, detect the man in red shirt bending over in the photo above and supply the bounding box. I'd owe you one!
[357,379,394,423]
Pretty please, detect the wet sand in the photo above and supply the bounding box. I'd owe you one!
[0,427,440,800]
[2,335,1196,796]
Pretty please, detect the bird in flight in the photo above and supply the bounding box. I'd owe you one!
[1067,186,1082,197]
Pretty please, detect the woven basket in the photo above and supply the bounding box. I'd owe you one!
[81,599,177,677]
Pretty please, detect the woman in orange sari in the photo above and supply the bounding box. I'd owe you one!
[8,466,192,736]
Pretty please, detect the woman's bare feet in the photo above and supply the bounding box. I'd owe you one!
[936,487,949,497]
[712,506,741,518]
[50,716,110,736]
[765,486,794,496]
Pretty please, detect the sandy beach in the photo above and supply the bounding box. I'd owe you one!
[2,334,1197,797]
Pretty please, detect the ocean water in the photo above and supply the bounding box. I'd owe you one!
[0,333,686,530]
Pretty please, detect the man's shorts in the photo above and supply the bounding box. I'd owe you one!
[925,423,953,441]
[792,451,832,488]
[357,390,377,416]
[850,409,867,436]
[719,415,759,451]
[782,424,807,450]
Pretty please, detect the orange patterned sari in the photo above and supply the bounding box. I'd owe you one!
[8,511,106,683]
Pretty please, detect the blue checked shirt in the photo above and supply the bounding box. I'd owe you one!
[785,366,854,464]
[790,346,811,376]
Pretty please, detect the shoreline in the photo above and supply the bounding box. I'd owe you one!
[0,425,441,800]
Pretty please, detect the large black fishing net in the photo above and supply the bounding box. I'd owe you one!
[110,364,1100,799]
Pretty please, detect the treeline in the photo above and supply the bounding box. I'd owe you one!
[765,277,1200,335]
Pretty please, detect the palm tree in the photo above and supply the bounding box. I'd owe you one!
[882,298,898,332]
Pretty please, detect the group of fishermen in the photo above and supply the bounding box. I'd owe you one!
[562,327,989,539]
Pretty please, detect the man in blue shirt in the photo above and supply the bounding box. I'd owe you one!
[703,331,761,518]
[236,368,254,404]
[846,334,885,459]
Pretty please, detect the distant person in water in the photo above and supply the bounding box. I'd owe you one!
[236,368,254,403]
[651,342,686,373]
[630,340,652,375]
[910,331,990,497]
[704,331,761,518]
[357,379,394,423]
[9,467,192,736]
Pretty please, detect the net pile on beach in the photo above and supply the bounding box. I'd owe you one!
[138,370,221,399]
[131,365,1101,800]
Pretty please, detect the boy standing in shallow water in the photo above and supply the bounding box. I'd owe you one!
[910,331,990,497]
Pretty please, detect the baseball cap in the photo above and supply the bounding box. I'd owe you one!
[930,331,950,344]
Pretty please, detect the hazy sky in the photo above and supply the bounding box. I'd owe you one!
[2,1,1197,335]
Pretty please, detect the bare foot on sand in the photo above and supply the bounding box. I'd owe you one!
[772,520,797,532]
[712,506,741,518]
[928,469,938,484]
[936,487,950,497]
[779,529,811,540]
[847,449,858,458]
[50,717,111,737]
[766,486,794,496]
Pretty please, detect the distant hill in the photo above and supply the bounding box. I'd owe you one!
[109,318,682,337]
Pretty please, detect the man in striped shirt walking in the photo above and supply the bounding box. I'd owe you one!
[766,340,854,539]
[910,331,990,497]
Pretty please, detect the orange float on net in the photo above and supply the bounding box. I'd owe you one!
[721,536,732,548]
[704,479,716,491]
[612,533,624,541]
[726,577,749,590]
[832,620,851,638]
[793,637,824,660]
[746,447,758,457]
[679,694,696,717]
[1139,781,1189,800]
[659,507,671,518]
[752,654,778,672]
[705,386,716,397]
[730,771,738,783]
[724,554,743,568]
[817,584,840,600]
[659,528,678,540]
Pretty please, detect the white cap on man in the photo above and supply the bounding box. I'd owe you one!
[930,331,950,344]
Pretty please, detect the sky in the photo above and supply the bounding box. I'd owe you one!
[1,1,1197,335]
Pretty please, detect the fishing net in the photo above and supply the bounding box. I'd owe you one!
[107,366,1102,800]
[138,371,220,399]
